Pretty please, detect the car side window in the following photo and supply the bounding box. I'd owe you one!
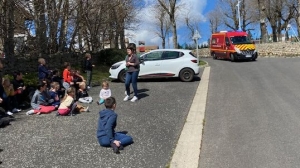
[161,51,181,59]
[144,51,163,61]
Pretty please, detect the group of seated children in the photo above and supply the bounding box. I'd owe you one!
[26,80,91,116]
[1,71,29,117]
[26,60,92,116]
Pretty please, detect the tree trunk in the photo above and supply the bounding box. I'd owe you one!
[298,0,300,38]
[2,0,15,65]
[170,14,178,48]
[271,25,277,42]
[58,0,69,52]
[258,0,268,43]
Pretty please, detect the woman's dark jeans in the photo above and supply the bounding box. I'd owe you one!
[125,71,139,97]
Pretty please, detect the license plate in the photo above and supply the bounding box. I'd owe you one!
[246,55,252,58]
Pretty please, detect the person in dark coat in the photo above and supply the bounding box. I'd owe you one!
[84,53,94,89]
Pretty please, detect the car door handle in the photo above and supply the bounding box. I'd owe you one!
[155,64,160,66]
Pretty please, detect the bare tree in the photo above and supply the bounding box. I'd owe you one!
[298,0,300,37]
[257,0,268,43]
[184,10,202,46]
[0,0,15,60]
[150,4,171,49]
[207,9,222,33]
[264,0,297,42]
[0,0,140,56]
[217,0,258,31]
[157,0,178,48]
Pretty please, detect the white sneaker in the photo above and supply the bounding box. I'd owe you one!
[131,96,138,102]
[87,86,91,89]
[26,110,34,115]
[7,111,13,115]
[123,95,130,101]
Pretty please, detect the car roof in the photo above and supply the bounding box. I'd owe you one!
[146,49,192,52]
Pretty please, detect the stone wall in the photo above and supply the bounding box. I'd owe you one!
[196,42,300,58]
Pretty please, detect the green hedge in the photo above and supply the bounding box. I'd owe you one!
[94,49,127,66]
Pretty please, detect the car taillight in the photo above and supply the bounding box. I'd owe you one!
[191,60,197,63]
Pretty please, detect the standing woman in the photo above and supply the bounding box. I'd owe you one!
[84,53,94,89]
[123,44,140,102]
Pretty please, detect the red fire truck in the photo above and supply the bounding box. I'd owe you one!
[210,31,258,61]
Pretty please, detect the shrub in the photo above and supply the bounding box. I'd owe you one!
[96,49,126,66]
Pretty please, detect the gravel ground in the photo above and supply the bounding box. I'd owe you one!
[0,75,201,168]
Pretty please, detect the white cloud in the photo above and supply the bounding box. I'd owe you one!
[126,0,207,48]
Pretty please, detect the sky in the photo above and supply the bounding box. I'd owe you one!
[126,0,218,48]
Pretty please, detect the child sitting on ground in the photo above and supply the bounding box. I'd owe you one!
[57,87,89,116]
[77,82,93,104]
[2,78,21,114]
[97,81,111,105]
[49,82,60,109]
[97,97,133,154]
[51,69,65,98]
[26,81,56,115]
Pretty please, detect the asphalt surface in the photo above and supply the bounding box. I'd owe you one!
[199,58,300,168]
[0,74,202,168]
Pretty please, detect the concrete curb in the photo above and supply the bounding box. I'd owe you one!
[170,66,210,168]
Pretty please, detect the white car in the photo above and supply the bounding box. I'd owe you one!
[109,49,200,82]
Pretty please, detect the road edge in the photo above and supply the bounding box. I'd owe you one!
[170,66,210,168]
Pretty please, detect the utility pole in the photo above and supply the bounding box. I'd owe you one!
[192,30,201,64]
[236,0,242,31]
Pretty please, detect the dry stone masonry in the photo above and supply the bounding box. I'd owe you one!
[196,42,300,58]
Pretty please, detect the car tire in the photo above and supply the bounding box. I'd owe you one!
[230,53,235,62]
[179,68,194,82]
[118,70,126,83]
[252,54,257,61]
[212,53,217,59]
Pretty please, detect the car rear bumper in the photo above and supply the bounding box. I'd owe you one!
[109,68,118,79]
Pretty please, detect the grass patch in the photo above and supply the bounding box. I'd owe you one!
[82,65,111,86]
[199,60,207,66]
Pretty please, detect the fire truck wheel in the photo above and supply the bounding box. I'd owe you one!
[212,53,217,59]
[179,68,194,82]
[118,70,126,83]
[230,53,235,62]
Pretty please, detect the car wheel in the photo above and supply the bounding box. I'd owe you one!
[230,53,235,62]
[179,68,194,82]
[252,54,257,61]
[212,53,217,59]
[118,70,126,83]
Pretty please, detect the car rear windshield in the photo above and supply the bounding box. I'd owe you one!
[189,52,197,58]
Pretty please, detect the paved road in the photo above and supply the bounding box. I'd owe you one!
[0,75,202,168]
[199,58,300,168]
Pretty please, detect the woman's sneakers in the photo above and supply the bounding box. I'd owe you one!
[123,95,130,101]
[131,96,138,102]
[124,95,138,102]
